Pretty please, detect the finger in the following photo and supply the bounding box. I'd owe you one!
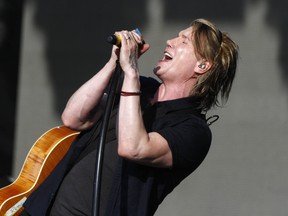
[131,30,142,43]
[125,32,134,43]
[116,31,130,45]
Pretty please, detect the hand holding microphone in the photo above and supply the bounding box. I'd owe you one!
[106,28,145,47]
[106,28,149,74]
[106,28,149,58]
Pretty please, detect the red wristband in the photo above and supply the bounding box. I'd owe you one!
[120,91,141,96]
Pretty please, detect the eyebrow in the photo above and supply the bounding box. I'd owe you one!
[179,30,191,41]
[180,33,191,42]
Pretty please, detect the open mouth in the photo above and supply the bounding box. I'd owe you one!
[163,51,173,60]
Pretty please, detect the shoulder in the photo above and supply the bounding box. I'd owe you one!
[156,114,212,168]
[157,114,211,143]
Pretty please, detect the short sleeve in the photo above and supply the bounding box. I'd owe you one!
[157,116,212,168]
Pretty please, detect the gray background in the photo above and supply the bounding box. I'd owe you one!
[6,0,288,215]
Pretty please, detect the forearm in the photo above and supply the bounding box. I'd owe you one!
[62,59,117,130]
[118,72,150,159]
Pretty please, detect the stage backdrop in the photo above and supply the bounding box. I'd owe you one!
[13,0,288,215]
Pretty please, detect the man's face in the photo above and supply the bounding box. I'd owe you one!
[154,27,199,83]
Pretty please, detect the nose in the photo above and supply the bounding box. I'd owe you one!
[166,39,172,48]
[166,38,175,48]
[167,36,179,48]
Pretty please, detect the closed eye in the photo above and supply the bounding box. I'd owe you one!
[181,34,191,44]
[182,37,189,44]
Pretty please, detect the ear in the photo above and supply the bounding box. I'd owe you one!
[194,60,212,74]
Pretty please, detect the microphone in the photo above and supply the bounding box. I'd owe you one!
[106,28,144,46]
[106,34,121,46]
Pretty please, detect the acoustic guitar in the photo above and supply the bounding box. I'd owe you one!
[0,126,79,216]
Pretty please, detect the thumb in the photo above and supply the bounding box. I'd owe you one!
[138,43,150,57]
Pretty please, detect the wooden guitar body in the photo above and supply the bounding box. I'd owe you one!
[0,126,79,216]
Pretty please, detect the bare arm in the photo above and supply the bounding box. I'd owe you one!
[61,49,118,131]
[116,31,173,168]
[61,29,149,131]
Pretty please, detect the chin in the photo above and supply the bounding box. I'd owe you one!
[153,66,160,75]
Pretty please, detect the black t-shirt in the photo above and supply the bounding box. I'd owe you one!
[105,78,212,216]
[23,76,211,216]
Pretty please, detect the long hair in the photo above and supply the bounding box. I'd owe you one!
[191,18,239,111]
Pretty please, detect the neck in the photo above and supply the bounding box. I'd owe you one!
[153,80,196,102]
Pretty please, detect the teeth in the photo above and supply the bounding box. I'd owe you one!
[164,52,173,59]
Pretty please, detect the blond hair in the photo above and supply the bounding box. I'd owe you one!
[191,18,239,111]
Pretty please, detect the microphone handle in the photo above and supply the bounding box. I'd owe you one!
[106,28,144,46]
[106,34,121,46]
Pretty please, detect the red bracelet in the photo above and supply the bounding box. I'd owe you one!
[120,91,141,96]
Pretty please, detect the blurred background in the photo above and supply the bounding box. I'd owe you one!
[1,0,287,215]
